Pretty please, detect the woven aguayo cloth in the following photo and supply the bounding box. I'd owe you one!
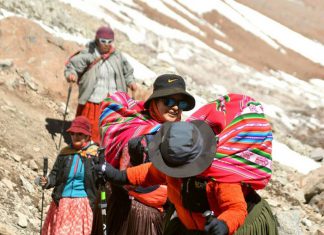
[187,93,273,190]
[99,91,161,168]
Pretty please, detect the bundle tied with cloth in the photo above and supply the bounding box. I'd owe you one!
[187,93,273,190]
[99,91,167,212]
[187,93,277,234]
[99,91,161,167]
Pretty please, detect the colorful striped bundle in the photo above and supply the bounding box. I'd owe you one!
[99,92,161,167]
[187,93,273,190]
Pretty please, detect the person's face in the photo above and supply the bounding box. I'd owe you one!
[97,38,113,54]
[70,132,90,149]
[156,94,188,122]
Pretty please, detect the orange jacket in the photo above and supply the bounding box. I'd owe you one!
[127,162,247,235]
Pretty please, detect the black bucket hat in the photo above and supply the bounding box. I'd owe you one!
[144,74,195,111]
[149,120,216,178]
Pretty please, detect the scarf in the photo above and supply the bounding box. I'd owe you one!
[148,100,166,123]
[100,45,115,60]
[187,94,273,190]
[59,141,98,158]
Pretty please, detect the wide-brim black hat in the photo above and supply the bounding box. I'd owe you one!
[144,74,195,111]
[149,120,216,178]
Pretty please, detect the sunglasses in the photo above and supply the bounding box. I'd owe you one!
[162,97,189,110]
[98,38,113,45]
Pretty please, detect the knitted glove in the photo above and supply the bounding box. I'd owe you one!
[34,176,49,188]
[94,162,128,185]
[204,217,229,235]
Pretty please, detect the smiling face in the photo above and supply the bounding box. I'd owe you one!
[70,132,90,149]
[156,94,187,122]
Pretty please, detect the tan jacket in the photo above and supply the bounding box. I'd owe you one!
[64,41,135,104]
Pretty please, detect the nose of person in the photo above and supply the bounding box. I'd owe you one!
[170,104,180,112]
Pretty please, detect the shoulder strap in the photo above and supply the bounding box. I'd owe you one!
[65,49,103,83]
[64,50,81,66]
[77,47,115,82]
[76,56,102,84]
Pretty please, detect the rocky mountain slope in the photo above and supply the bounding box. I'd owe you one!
[0,0,323,234]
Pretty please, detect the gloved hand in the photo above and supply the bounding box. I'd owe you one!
[94,162,128,185]
[204,217,229,235]
[34,176,48,188]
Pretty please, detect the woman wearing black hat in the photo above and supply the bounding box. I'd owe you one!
[142,73,195,122]
[92,74,196,235]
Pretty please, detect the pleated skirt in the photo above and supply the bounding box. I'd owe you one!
[234,191,278,235]
[42,198,93,235]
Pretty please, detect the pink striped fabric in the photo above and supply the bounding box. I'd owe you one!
[187,93,273,190]
[99,92,161,167]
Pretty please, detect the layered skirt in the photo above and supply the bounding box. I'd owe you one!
[42,197,93,235]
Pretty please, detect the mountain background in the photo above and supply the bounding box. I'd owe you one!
[0,0,323,234]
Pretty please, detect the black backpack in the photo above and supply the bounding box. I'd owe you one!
[128,134,154,166]
[128,134,159,193]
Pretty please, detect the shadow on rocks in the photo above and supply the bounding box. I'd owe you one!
[45,118,72,150]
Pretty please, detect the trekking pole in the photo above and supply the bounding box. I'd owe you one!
[58,83,72,150]
[39,157,48,235]
[100,189,107,235]
[98,148,108,235]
